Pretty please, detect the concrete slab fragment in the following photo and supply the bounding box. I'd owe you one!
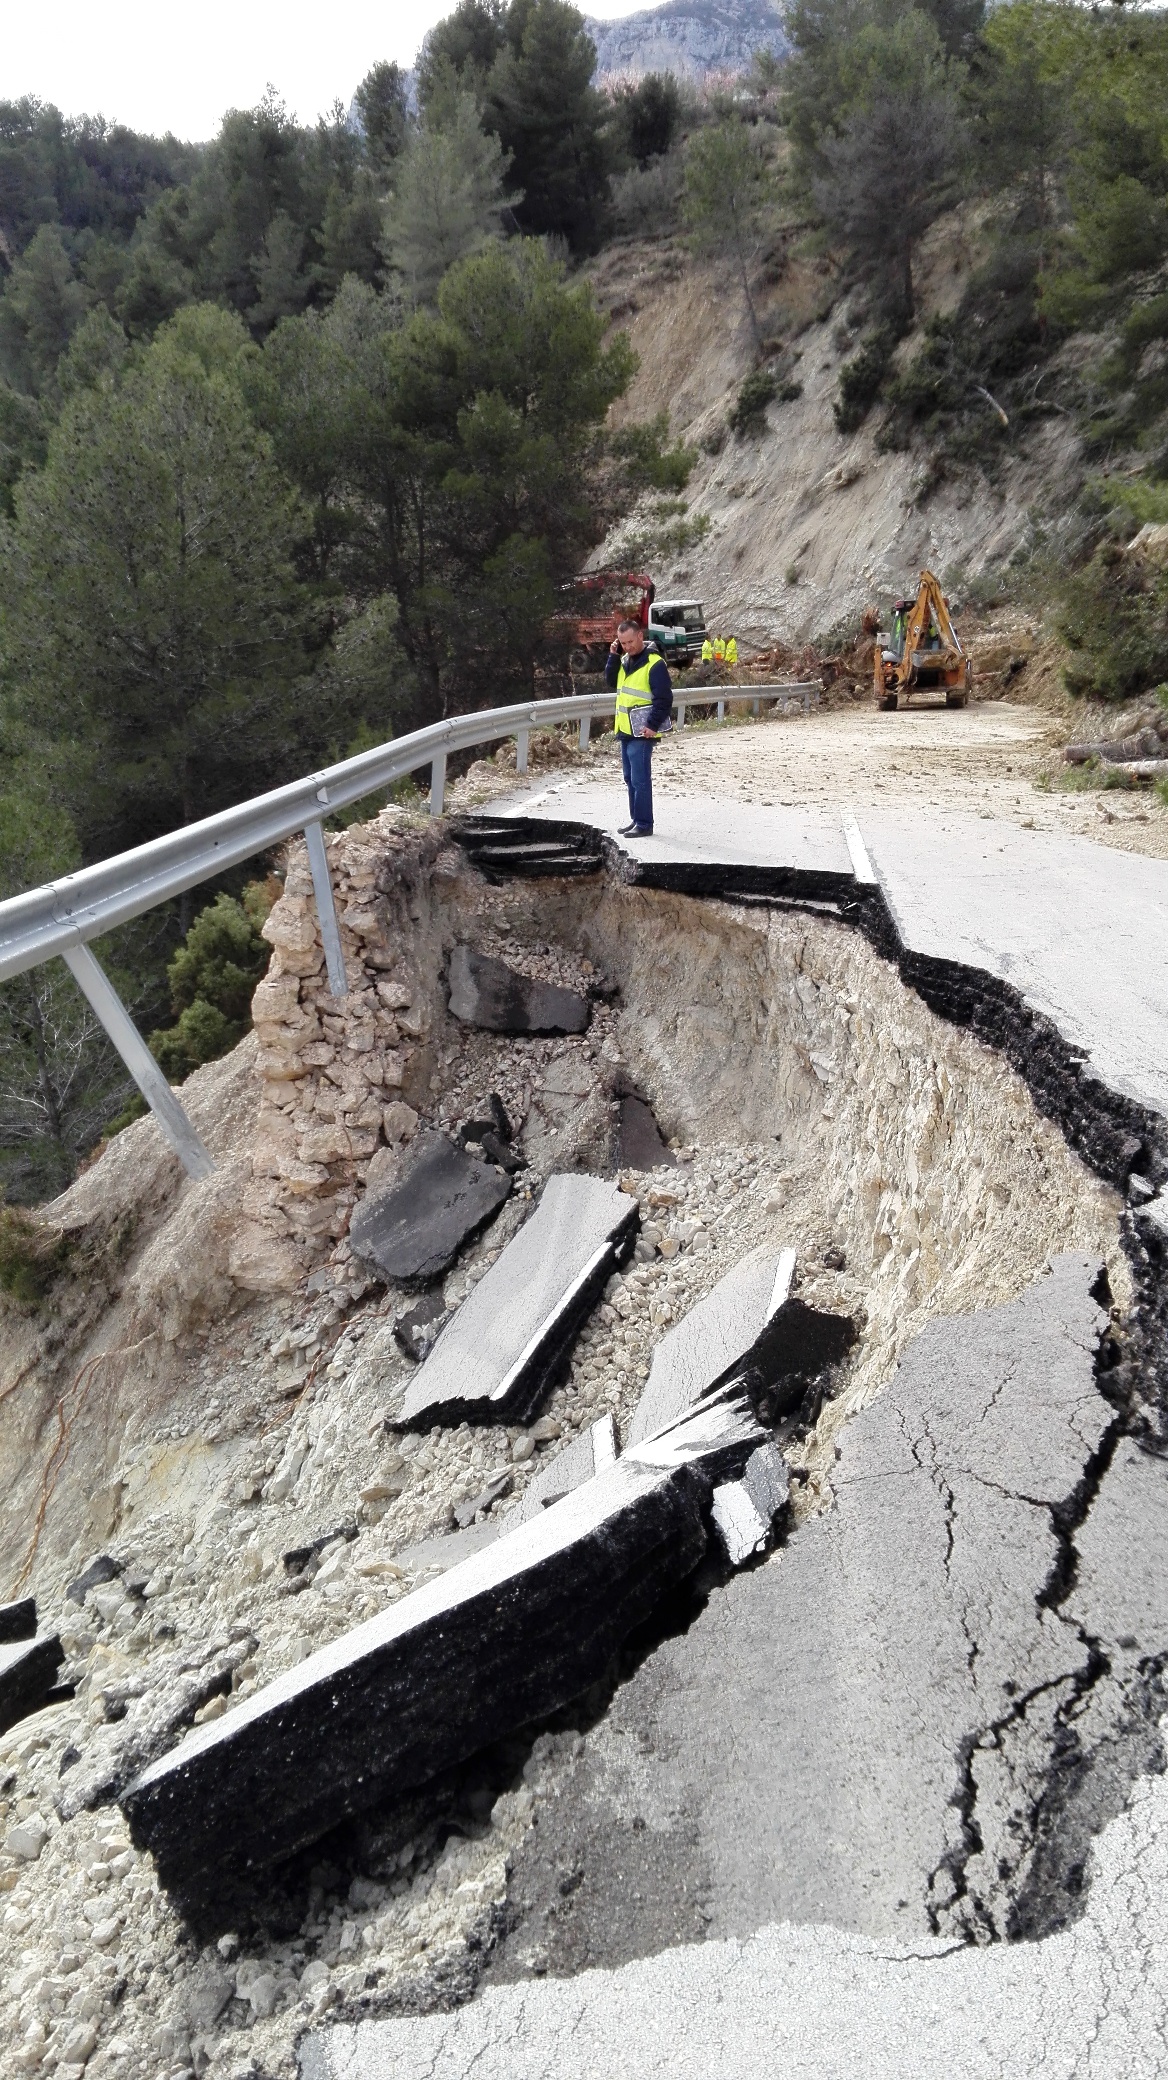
[349,1130,510,1287]
[0,1633,64,1736]
[627,1250,781,1446]
[711,1443,790,1566]
[513,1416,619,1524]
[448,944,590,1035]
[120,1392,767,1907]
[395,1176,637,1429]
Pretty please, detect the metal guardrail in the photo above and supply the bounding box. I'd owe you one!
[0,683,818,1178]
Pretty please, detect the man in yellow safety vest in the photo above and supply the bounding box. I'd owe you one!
[701,636,714,665]
[713,635,726,662]
[725,635,738,666]
[605,618,673,837]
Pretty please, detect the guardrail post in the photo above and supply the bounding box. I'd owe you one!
[516,727,529,774]
[716,697,725,721]
[304,819,347,998]
[578,714,591,751]
[429,753,447,818]
[62,943,214,1180]
[675,702,686,729]
[752,697,760,718]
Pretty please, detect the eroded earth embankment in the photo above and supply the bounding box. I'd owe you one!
[0,802,1164,2080]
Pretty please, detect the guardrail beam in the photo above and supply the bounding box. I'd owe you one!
[62,944,214,1180]
[304,820,347,999]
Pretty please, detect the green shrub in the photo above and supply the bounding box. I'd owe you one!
[149,883,274,1083]
[728,370,778,437]
[0,1203,70,1305]
[834,329,895,434]
[1060,542,1168,702]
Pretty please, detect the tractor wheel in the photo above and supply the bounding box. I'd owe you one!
[569,647,593,676]
[878,693,898,711]
[945,688,968,709]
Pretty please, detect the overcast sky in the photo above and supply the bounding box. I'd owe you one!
[6,0,644,142]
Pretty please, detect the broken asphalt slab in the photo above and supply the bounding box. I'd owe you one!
[627,1247,853,1446]
[447,943,590,1035]
[394,1175,638,1430]
[859,811,1168,1122]
[0,1597,36,1643]
[119,1392,769,1908]
[348,1130,510,1286]
[0,1632,64,1736]
[301,1745,1168,2080]
[470,1254,1167,1985]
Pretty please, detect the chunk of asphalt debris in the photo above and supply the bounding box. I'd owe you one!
[619,1094,677,1173]
[627,1249,789,1447]
[711,1443,791,1567]
[393,1294,449,1364]
[120,1388,767,1905]
[713,1290,858,1430]
[0,1632,64,1736]
[513,1414,619,1523]
[0,1597,37,1644]
[448,943,590,1036]
[348,1129,511,1286]
[395,1175,638,1430]
[451,1470,513,1530]
[282,1523,358,1577]
[65,1554,121,1606]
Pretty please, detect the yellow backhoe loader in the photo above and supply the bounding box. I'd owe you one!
[874,570,972,710]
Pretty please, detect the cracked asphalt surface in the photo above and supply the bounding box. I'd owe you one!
[305,1257,1168,2077]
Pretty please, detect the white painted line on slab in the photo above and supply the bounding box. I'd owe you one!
[591,1413,618,1468]
[488,1237,617,1404]
[842,816,878,886]
[766,1249,796,1320]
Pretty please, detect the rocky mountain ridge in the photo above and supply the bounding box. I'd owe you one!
[583,0,789,80]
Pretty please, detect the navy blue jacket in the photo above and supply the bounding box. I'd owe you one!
[605,643,673,733]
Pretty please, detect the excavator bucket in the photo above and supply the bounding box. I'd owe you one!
[873,570,972,710]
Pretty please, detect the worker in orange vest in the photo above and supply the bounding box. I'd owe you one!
[713,635,726,663]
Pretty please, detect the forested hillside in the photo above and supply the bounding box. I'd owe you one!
[2,0,1167,1204]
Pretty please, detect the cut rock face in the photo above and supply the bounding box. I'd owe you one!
[119,1391,768,1909]
[394,1176,638,1430]
[348,1130,511,1286]
[447,944,590,1036]
[0,1632,64,1736]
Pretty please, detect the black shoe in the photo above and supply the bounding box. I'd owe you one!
[617,821,639,836]
[627,825,654,838]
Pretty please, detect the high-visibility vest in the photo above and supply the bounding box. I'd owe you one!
[614,649,657,736]
[701,638,713,662]
[713,637,725,660]
[725,637,738,665]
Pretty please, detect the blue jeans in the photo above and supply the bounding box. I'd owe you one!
[620,734,654,830]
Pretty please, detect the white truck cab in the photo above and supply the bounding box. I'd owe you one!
[646,599,707,666]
